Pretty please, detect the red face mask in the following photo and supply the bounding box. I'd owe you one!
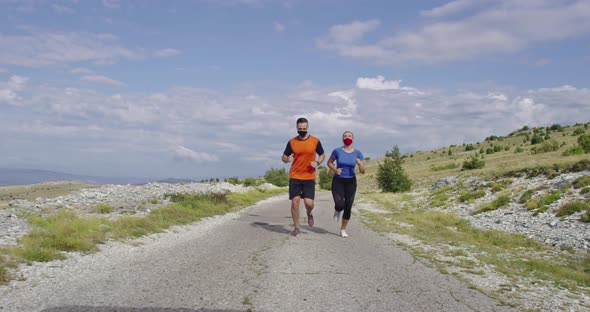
[343,138,353,146]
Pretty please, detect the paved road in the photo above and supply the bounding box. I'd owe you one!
[0,192,515,312]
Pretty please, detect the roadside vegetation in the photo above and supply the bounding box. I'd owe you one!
[361,193,590,308]
[0,188,285,285]
[356,122,590,309]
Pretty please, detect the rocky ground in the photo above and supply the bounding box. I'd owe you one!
[0,181,277,246]
[427,171,590,252]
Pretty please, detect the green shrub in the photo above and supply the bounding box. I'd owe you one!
[531,135,544,145]
[580,187,590,194]
[550,124,562,131]
[486,148,494,154]
[573,176,590,189]
[458,189,486,203]
[377,145,412,192]
[530,140,559,155]
[462,156,485,170]
[525,190,562,214]
[431,163,458,172]
[514,147,525,153]
[562,146,583,156]
[465,144,476,151]
[582,209,590,222]
[556,200,590,217]
[493,145,503,153]
[97,203,113,214]
[473,195,510,215]
[578,135,590,153]
[318,166,333,190]
[573,128,585,136]
[263,168,289,187]
[149,198,158,204]
[225,177,241,185]
[242,178,257,187]
[519,189,535,204]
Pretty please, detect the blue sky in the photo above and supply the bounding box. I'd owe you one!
[1,0,590,180]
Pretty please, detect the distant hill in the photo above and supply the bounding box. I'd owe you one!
[0,168,151,187]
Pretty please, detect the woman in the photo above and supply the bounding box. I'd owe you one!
[327,131,365,238]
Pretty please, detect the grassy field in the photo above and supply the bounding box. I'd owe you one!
[0,181,96,209]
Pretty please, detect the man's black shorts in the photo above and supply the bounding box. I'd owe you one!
[288,178,316,200]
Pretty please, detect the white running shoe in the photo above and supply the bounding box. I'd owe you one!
[340,229,348,238]
[334,211,341,222]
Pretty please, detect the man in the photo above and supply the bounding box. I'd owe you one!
[282,117,325,237]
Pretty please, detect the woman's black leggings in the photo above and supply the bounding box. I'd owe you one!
[331,176,357,220]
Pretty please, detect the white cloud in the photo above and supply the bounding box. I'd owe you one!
[3,76,590,179]
[155,48,181,57]
[356,75,401,90]
[537,85,577,92]
[0,75,28,106]
[274,21,285,32]
[318,1,590,64]
[356,75,425,95]
[173,146,219,162]
[81,75,125,87]
[70,67,94,75]
[52,4,76,14]
[0,31,143,67]
[487,92,508,101]
[421,0,485,18]
[102,0,121,9]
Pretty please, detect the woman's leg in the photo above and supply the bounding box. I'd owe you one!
[331,177,346,212]
[341,178,357,230]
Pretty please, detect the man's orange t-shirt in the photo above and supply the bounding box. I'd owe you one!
[283,135,324,181]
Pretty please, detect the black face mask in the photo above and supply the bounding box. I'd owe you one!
[298,130,307,137]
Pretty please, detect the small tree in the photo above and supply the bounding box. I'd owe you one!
[578,135,590,153]
[263,168,289,187]
[376,145,412,192]
[318,166,333,190]
[462,156,485,170]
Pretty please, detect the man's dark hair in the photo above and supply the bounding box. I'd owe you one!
[296,117,308,125]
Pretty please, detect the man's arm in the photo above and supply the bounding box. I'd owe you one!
[282,141,293,163]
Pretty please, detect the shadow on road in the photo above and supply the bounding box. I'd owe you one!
[41,307,246,312]
[251,221,292,234]
[251,222,339,237]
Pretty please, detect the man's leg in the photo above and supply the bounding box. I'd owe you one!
[291,196,301,229]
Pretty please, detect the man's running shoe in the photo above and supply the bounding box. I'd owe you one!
[334,211,341,222]
[340,229,348,238]
[291,228,300,237]
[307,214,314,227]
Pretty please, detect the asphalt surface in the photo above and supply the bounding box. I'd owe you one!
[0,192,516,312]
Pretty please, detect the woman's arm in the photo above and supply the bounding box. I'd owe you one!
[327,156,342,175]
[356,158,366,174]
